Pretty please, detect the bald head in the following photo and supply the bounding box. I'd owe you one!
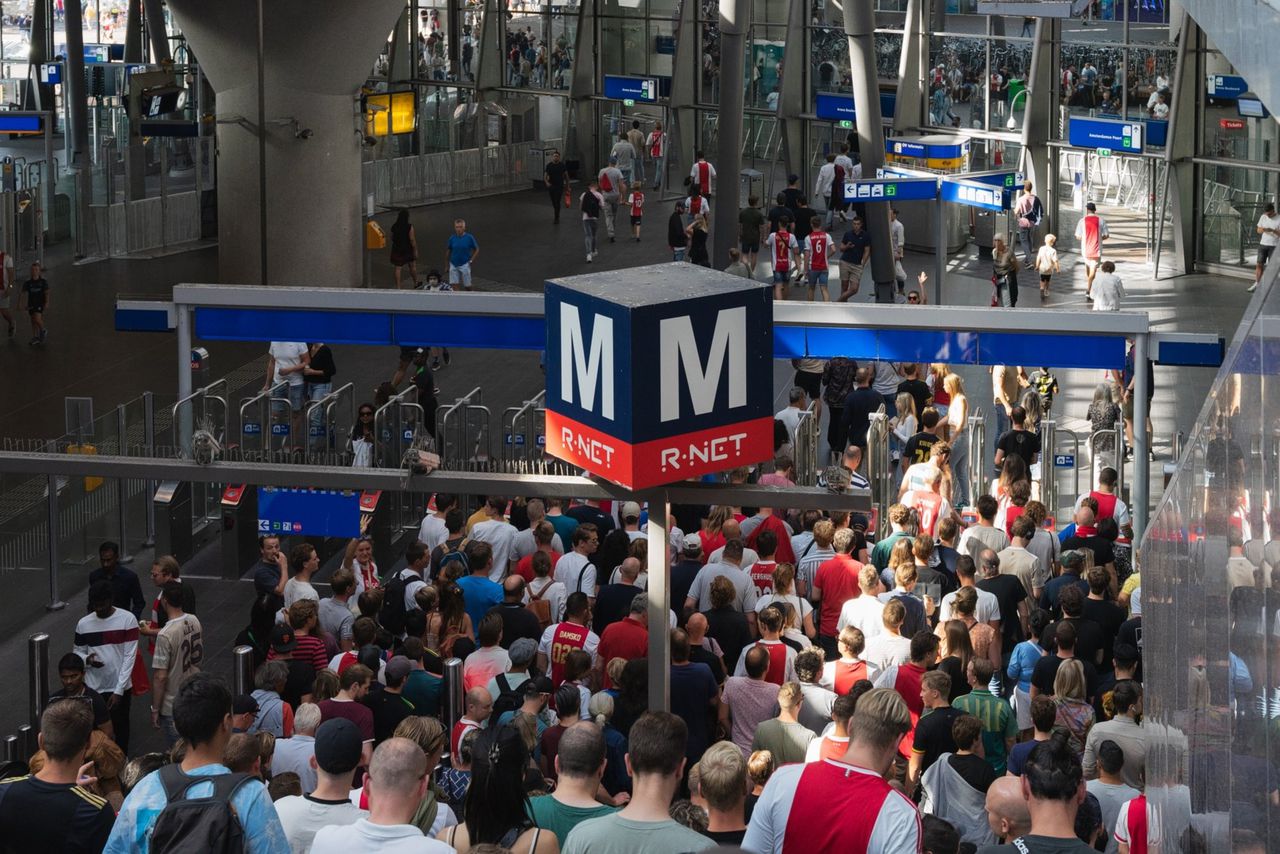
[686,612,708,639]
[721,519,742,540]
[1076,505,1096,527]
[465,687,494,722]
[986,776,1031,840]
[619,557,641,583]
[503,574,526,601]
[367,737,430,821]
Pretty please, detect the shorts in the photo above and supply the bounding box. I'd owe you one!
[1040,273,1052,283]
[287,383,305,411]
[1084,257,1101,273]
[390,252,413,266]
[741,239,760,254]
[1260,244,1276,267]
[840,261,864,282]
[448,262,472,288]
[807,270,829,287]
[794,369,822,399]
[630,215,643,226]
[27,304,43,316]
[1122,393,1152,421]
[772,269,790,283]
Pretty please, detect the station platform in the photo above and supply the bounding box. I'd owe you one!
[0,183,1249,750]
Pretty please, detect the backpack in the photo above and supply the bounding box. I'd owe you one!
[379,569,412,636]
[581,191,601,218]
[527,582,553,629]
[149,766,253,854]
[437,538,470,578]
[599,171,613,193]
[491,673,524,720]
[575,561,596,595]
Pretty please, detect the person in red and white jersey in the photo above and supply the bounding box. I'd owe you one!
[645,122,666,191]
[535,592,600,690]
[690,151,716,196]
[743,687,922,853]
[821,626,875,694]
[626,187,645,242]
[1074,201,1110,299]
[732,605,796,685]
[450,687,492,765]
[684,190,711,224]
[901,466,954,538]
[804,692,857,763]
[804,215,834,302]
[766,219,800,300]
[1073,466,1131,534]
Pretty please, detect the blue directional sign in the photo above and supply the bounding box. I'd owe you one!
[964,171,1022,190]
[242,422,262,435]
[83,43,111,63]
[1207,74,1247,100]
[271,423,290,436]
[1068,117,1143,154]
[257,488,361,537]
[1054,454,1076,468]
[940,178,1010,211]
[842,178,938,203]
[888,139,928,159]
[814,92,898,122]
[603,75,658,103]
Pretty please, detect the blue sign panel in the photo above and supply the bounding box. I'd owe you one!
[842,178,938,203]
[0,114,43,134]
[39,63,61,85]
[1054,454,1076,468]
[83,43,110,63]
[813,92,898,121]
[271,423,290,436]
[1145,120,1168,148]
[1068,117,1143,154]
[939,179,1010,211]
[888,139,928,158]
[603,75,658,103]
[1207,74,1247,100]
[257,488,361,537]
[964,172,1021,190]
[243,422,262,435]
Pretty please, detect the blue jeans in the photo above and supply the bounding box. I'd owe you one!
[632,155,645,185]
[158,714,179,748]
[307,382,332,444]
[672,246,687,262]
[994,406,1011,443]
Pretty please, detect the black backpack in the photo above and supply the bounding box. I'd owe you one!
[581,191,601,218]
[379,569,412,636]
[491,673,523,720]
[150,766,253,854]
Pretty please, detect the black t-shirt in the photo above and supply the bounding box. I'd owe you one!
[704,607,753,675]
[488,602,544,650]
[0,775,115,853]
[977,573,1028,652]
[22,278,48,308]
[1080,597,1127,668]
[996,428,1042,467]
[545,160,568,189]
[902,431,939,467]
[913,705,963,772]
[782,187,803,215]
[566,504,615,536]
[916,565,955,598]
[937,658,969,703]
[1045,617,1105,671]
[670,559,703,623]
[591,583,644,635]
[897,379,932,419]
[690,645,726,685]
[936,545,960,579]
[282,658,317,709]
[842,387,884,449]
[431,535,467,580]
[48,687,111,728]
[1117,616,1143,680]
[1062,534,1116,568]
[705,828,747,844]
[767,205,791,233]
[839,229,872,263]
[366,688,415,743]
[976,836,1098,854]
[669,505,709,536]
[792,210,813,242]
[1030,654,1099,700]
[948,752,998,793]
[668,212,688,247]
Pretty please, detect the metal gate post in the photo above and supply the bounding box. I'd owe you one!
[143,391,156,546]
[116,404,130,560]
[28,632,49,729]
[45,439,65,611]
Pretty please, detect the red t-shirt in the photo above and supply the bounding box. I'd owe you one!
[806,231,831,271]
[892,662,928,758]
[1090,490,1118,522]
[451,717,480,762]
[515,550,562,582]
[749,560,779,595]
[1080,214,1104,259]
[769,230,796,271]
[818,735,850,762]
[830,659,869,695]
[547,621,590,688]
[318,698,374,744]
[753,639,791,685]
[269,633,328,673]
[813,554,864,637]
[597,617,648,688]
[629,192,645,218]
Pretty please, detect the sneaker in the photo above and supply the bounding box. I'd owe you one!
[586,253,593,262]
[610,236,616,243]
[431,358,441,372]
[1085,294,1093,302]
[28,336,38,346]
[38,329,46,342]
[1248,283,1258,293]
[443,349,451,366]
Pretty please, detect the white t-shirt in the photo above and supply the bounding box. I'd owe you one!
[686,563,760,612]
[310,818,455,853]
[470,519,518,581]
[275,795,366,853]
[269,342,308,387]
[397,567,428,611]
[528,577,568,623]
[861,632,912,672]
[512,526,564,561]
[554,551,597,597]
[837,595,884,638]
[417,513,449,551]
[756,592,813,623]
[775,406,805,446]
[1091,272,1126,311]
[283,577,320,611]
[1259,213,1280,247]
[707,545,760,570]
[938,586,1001,623]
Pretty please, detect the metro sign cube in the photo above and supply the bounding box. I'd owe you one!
[545,263,774,491]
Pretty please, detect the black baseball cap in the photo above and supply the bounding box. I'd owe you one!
[232,694,259,716]
[269,624,297,653]
[314,718,364,775]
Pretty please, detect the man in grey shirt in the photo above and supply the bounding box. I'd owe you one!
[610,131,637,183]
[598,157,627,243]
[319,568,356,652]
[1082,680,1146,791]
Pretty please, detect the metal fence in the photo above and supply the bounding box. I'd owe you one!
[362,141,542,209]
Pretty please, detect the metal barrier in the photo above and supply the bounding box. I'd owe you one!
[232,646,255,697]
[374,385,427,470]
[1087,419,1127,500]
[1039,420,1082,518]
[237,382,290,456]
[865,407,892,539]
[443,657,464,734]
[363,141,536,209]
[500,391,546,467]
[792,401,820,487]
[966,407,986,509]
[28,633,48,732]
[436,387,491,470]
[303,381,356,463]
[172,379,229,447]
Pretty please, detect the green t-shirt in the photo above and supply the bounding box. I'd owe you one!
[738,206,766,241]
[750,718,815,766]
[562,814,714,854]
[528,796,618,849]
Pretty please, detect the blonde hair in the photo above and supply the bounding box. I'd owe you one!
[777,681,803,709]
[698,742,748,812]
[392,715,446,756]
[943,373,965,397]
[850,688,912,751]
[1053,658,1087,701]
[1045,233,1057,246]
[704,506,733,535]
[895,392,916,423]
[588,691,615,726]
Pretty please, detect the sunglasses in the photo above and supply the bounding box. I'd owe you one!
[359,410,374,417]
[907,296,920,303]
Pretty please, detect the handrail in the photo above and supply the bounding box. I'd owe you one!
[866,406,891,539]
[238,381,287,454]
[304,381,354,460]
[793,401,820,487]
[966,406,985,511]
[172,378,229,444]
[374,385,420,468]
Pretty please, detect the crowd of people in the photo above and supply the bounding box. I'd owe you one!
[2,341,1176,853]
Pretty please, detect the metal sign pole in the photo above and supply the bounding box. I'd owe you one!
[934,193,946,304]
[646,490,671,713]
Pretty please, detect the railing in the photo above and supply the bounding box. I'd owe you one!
[965,407,986,511]
[792,401,820,487]
[436,387,491,470]
[1086,419,1127,502]
[362,141,537,209]
[500,391,546,468]
[303,382,356,465]
[865,407,892,539]
[237,382,290,457]
[172,379,229,447]
[374,385,428,470]
[1039,420,1082,518]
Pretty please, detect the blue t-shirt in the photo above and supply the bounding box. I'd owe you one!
[1005,738,1039,777]
[448,233,478,267]
[669,662,718,762]
[840,229,872,264]
[457,574,504,633]
[104,762,288,854]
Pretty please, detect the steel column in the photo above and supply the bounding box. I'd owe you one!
[28,633,49,729]
[176,306,193,455]
[1133,334,1150,540]
[232,645,255,696]
[713,0,750,268]
[63,0,89,166]
[646,491,671,713]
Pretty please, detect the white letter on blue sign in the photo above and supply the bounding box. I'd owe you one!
[659,307,747,422]
[560,304,614,420]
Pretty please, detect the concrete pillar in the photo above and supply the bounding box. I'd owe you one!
[124,0,143,63]
[63,0,90,167]
[166,0,406,287]
[1020,18,1057,236]
[26,0,51,113]
[143,0,171,63]
[1165,11,1197,275]
[566,0,598,173]
[713,0,749,269]
[475,0,506,96]
[843,0,895,301]
[777,0,807,186]
[668,0,699,196]
[893,0,927,133]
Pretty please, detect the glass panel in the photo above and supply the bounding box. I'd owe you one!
[504,8,549,89]
[752,0,789,26]
[748,24,786,110]
[700,18,721,104]
[1061,1,1126,42]
[928,35,986,131]
[649,18,676,80]
[1126,47,1174,123]
[989,38,1033,130]
[600,0,648,18]
[876,31,903,82]
[549,9,575,90]
[1060,43,1124,122]
[810,26,847,100]
[1200,163,1280,268]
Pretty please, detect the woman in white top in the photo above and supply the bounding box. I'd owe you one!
[755,563,816,641]
[890,391,917,465]
[942,373,970,509]
[342,536,380,600]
